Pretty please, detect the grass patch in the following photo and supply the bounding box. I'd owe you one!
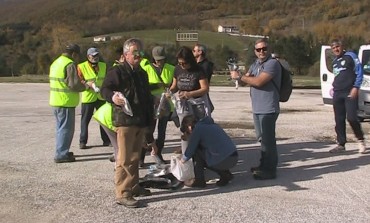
[0,75,49,83]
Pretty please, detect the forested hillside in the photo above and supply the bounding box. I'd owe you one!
[0,0,368,76]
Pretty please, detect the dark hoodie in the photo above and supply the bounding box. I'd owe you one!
[183,116,237,166]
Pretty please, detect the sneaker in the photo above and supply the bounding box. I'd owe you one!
[216,171,234,187]
[79,143,87,149]
[54,155,76,163]
[133,187,151,197]
[329,145,346,153]
[358,140,367,154]
[253,170,276,180]
[116,197,139,208]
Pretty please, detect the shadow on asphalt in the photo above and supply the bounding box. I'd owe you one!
[142,136,370,205]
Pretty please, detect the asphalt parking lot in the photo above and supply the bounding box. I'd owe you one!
[0,83,369,223]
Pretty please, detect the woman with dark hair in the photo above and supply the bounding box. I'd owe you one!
[169,46,211,154]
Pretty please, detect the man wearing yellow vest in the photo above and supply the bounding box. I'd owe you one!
[78,48,110,149]
[49,43,85,163]
[141,46,175,164]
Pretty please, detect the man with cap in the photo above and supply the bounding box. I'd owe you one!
[49,43,85,163]
[78,47,110,149]
[140,46,175,164]
[329,38,366,154]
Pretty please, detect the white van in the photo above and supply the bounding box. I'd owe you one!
[320,44,370,120]
[320,45,335,105]
[358,45,370,120]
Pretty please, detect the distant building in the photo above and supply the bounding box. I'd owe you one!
[110,36,122,41]
[218,25,239,34]
[93,35,111,42]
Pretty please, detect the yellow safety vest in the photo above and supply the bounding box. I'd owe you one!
[144,63,174,96]
[49,55,80,107]
[78,61,107,103]
[140,58,150,69]
[93,102,115,131]
[143,63,175,112]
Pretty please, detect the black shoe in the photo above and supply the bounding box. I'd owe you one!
[139,161,146,168]
[170,180,184,191]
[189,179,206,188]
[216,171,234,186]
[253,170,276,180]
[79,143,87,149]
[108,154,115,162]
[250,166,261,173]
[54,155,76,163]
[103,142,111,147]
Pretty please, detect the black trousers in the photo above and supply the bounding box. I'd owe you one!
[193,147,238,181]
[80,100,110,145]
[333,91,364,146]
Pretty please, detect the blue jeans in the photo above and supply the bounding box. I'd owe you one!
[53,107,75,160]
[253,113,279,172]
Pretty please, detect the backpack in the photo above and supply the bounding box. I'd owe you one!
[272,60,293,102]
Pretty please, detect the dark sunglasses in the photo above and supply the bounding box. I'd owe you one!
[255,47,268,52]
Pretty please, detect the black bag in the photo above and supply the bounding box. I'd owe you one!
[139,164,183,190]
[272,60,293,102]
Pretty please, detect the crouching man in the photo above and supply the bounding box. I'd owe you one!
[180,114,238,188]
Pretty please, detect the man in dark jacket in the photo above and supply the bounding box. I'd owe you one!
[329,39,366,154]
[101,38,154,208]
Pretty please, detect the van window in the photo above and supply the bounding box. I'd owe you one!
[325,48,335,73]
[362,50,370,75]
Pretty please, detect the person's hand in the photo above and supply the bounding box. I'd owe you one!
[86,81,95,88]
[348,87,359,99]
[178,91,192,99]
[112,92,125,106]
[230,70,240,79]
[165,92,172,98]
[150,142,158,156]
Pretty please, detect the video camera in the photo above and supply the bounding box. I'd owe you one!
[226,57,240,89]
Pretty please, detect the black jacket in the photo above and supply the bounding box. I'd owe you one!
[101,61,154,127]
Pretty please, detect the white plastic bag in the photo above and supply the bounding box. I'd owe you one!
[170,156,195,181]
[115,92,133,116]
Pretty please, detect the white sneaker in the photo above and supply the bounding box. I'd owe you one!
[358,140,366,154]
